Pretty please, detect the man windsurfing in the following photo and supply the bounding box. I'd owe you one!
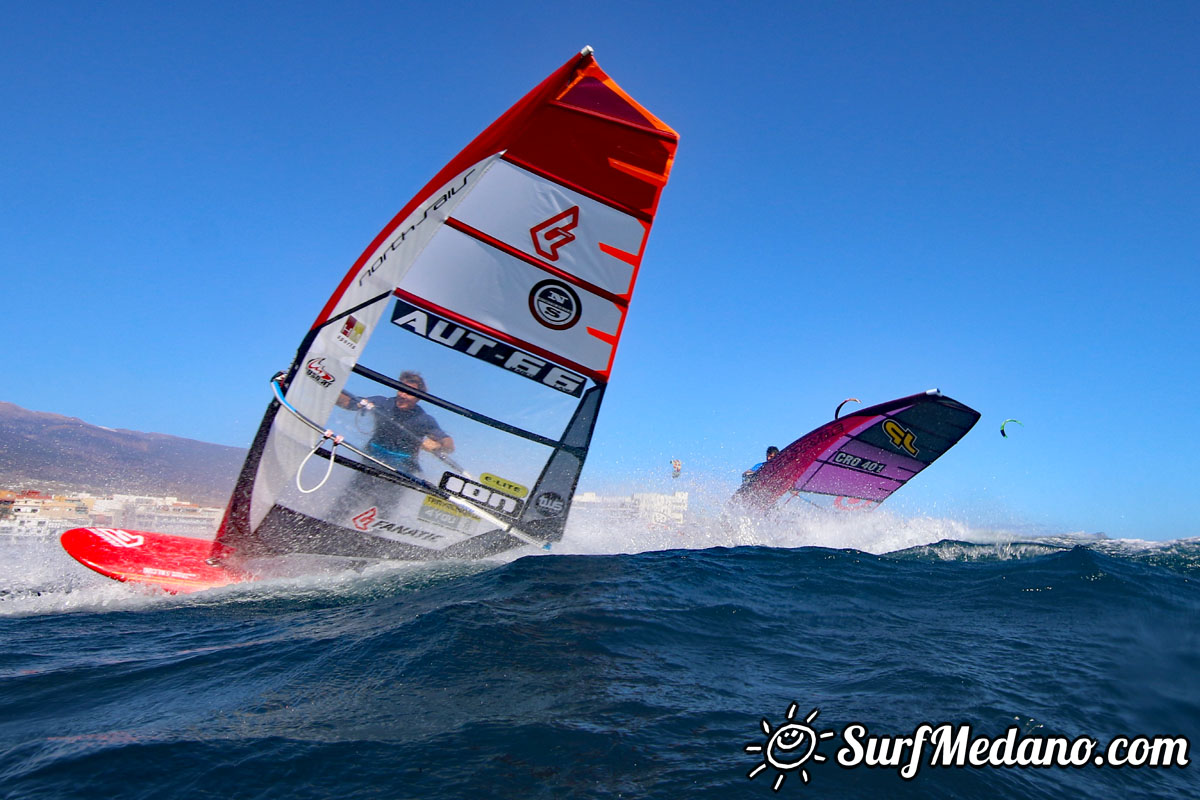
[741,446,779,487]
[336,370,454,477]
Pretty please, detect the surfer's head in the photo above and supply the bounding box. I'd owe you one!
[766,446,780,459]
[395,371,427,408]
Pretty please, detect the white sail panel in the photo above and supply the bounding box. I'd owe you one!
[250,411,319,533]
[450,160,648,296]
[328,158,500,322]
[397,227,625,376]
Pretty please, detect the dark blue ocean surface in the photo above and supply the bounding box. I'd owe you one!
[1,530,1196,799]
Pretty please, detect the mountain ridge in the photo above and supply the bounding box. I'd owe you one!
[0,401,246,506]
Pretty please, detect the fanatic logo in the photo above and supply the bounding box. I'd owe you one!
[351,507,378,531]
[91,528,145,548]
[746,704,836,791]
[530,206,579,261]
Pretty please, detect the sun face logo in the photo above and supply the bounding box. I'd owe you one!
[745,703,836,791]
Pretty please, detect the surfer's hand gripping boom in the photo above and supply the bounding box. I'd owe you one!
[268,376,540,547]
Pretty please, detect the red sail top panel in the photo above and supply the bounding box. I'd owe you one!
[314,51,677,329]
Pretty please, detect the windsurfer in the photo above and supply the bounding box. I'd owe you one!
[336,370,454,475]
[741,446,779,487]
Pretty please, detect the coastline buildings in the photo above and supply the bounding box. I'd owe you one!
[572,491,688,529]
[0,489,223,537]
[1,486,690,538]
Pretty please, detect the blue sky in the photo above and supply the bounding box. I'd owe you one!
[2,2,1197,540]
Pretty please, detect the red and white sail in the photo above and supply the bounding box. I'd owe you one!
[215,48,678,562]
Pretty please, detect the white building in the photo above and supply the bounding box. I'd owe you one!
[0,490,221,538]
[572,491,688,528]
[0,493,91,535]
[124,503,223,538]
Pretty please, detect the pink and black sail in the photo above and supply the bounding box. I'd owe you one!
[733,390,980,513]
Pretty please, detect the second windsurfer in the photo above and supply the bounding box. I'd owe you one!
[741,446,780,487]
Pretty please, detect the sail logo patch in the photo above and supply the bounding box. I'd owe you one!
[480,473,528,498]
[336,315,365,350]
[529,280,581,330]
[419,495,480,534]
[90,528,144,548]
[351,507,377,531]
[530,206,579,261]
[533,492,566,517]
[882,420,919,456]
[440,474,524,521]
[833,496,878,512]
[305,357,335,388]
[350,507,445,542]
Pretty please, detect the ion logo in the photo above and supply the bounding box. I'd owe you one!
[530,206,579,261]
[534,492,566,517]
[529,280,581,330]
[745,703,836,791]
[305,357,335,387]
[91,528,145,548]
[882,420,919,456]
[440,474,523,520]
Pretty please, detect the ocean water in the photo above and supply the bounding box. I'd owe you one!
[1,512,1196,799]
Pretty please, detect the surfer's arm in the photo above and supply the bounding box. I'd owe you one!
[336,391,375,410]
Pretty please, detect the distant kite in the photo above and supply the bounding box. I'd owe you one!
[670,459,682,479]
[834,398,861,419]
[1000,419,1024,438]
